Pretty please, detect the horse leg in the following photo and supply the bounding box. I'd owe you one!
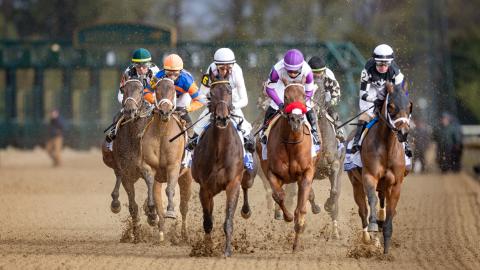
[122,178,140,243]
[110,172,122,214]
[267,171,293,222]
[240,170,253,219]
[178,171,192,241]
[259,169,274,211]
[199,186,214,252]
[377,189,386,230]
[165,166,180,219]
[350,171,370,243]
[384,180,402,254]
[308,188,321,215]
[153,181,165,242]
[293,175,313,252]
[141,169,157,226]
[325,161,342,239]
[363,173,379,232]
[224,178,241,257]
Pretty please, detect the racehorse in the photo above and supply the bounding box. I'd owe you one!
[191,79,255,257]
[311,83,346,239]
[347,82,411,254]
[256,83,317,251]
[141,78,192,241]
[101,79,157,243]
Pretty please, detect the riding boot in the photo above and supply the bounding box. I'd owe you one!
[404,141,413,158]
[351,120,365,154]
[180,112,194,137]
[261,106,277,144]
[306,109,320,146]
[243,133,256,153]
[105,111,123,143]
[186,132,199,151]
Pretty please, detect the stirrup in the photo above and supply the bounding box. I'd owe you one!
[186,136,198,151]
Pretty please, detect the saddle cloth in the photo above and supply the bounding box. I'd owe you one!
[343,118,411,171]
[261,114,319,160]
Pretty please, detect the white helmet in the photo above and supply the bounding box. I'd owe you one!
[372,44,394,62]
[214,48,236,65]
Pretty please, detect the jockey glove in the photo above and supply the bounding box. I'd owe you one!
[278,103,285,111]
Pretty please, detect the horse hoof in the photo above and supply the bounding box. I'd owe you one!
[368,222,379,232]
[164,210,177,219]
[311,204,321,214]
[362,231,371,243]
[283,213,294,223]
[274,210,283,220]
[147,216,157,227]
[241,209,252,219]
[332,229,340,240]
[110,201,121,214]
[159,231,165,242]
[377,220,384,231]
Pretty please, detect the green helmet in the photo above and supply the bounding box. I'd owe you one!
[131,48,152,63]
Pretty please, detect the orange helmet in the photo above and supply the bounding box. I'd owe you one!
[163,54,183,71]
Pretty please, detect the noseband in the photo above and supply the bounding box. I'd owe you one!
[154,77,177,115]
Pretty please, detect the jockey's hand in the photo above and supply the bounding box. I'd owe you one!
[176,107,188,115]
[278,103,285,111]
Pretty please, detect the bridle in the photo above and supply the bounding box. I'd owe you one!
[122,79,144,109]
[209,80,233,126]
[154,77,177,116]
[378,92,410,138]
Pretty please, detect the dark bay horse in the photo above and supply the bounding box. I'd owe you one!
[101,79,157,243]
[191,80,254,257]
[256,83,317,251]
[141,78,192,242]
[347,82,411,254]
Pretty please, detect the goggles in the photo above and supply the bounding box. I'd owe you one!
[134,62,151,68]
[286,69,302,76]
[375,61,391,67]
[165,69,181,77]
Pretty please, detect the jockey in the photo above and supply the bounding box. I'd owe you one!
[187,48,255,153]
[149,53,207,129]
[262,49,320,145]
[308,56,345,141]
[350,44,412,157]
[105,48,160,146]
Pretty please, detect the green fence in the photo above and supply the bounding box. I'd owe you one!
[0,24,365,149]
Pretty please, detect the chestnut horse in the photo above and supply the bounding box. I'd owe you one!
[256,83,317,251]
[347,82,411,254]
[101,79,157,242]
[191,80,254,257]
[141,78,192,242]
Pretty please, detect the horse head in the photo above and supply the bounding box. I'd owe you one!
[121,79,144,119]
[208,80,233,129]
[154,78,176,122]
[283,83,307,132]
[382,82,412,142]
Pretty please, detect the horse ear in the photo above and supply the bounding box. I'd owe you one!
[301,75,306,85]
[281,77,288,86]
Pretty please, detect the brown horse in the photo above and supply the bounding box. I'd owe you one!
[348,82,412,254]
[256,83,317,251]
[191,80,254,257]
[101,79,157,242]
[141,77,192,241]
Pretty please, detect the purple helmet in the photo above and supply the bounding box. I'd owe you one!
[283,49,304,71]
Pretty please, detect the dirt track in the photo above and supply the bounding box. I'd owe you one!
[1,148,479,269]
